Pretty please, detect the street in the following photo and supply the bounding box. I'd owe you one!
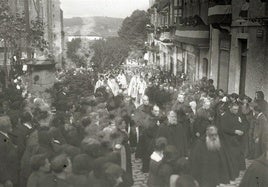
[0,1,268,187]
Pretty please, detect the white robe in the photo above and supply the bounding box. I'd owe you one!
[138,80,147,96]
[94,80,104,93]
[107,78,120,96]
[128,76,140,98]
[117,73,128,89]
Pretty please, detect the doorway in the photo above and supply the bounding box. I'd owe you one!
[202,58,208,78]
[239,39,248,95]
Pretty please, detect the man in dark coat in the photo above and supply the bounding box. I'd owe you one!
[254,91,268,117]
[133,95,152,159]
[0,116,19,187]
[239,143,268,187]
[27,154,51,187]
[120,96,136,148]
[147,137,168,187]
[189,126,236,187]
[121,96,136,118]
[193,100,214,142]
[171,93,186,113]
[13,111,36,159]
[20,127,56,187]
[140,105,162,172]
[215,96,229,127]
[252,105,268,158]
[220,103,246,177]
[148,145,179,187]
[156,111,188,158]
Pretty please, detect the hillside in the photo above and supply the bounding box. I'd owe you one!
[64,16,123,37]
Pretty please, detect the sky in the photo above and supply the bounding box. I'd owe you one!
[61,0,149,18]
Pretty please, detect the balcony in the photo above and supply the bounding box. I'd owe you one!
[174,16,209,47]
[159,26,175,44]
[208,0,232,25]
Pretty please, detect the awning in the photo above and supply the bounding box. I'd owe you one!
[208,0,232,25]
[174,24,209,47]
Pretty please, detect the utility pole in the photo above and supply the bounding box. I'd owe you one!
[24,0,31,59]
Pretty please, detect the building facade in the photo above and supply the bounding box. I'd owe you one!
[3,0,65,68]
[67,35,103,42]
[2,0,65,100]
[147,0,268,98]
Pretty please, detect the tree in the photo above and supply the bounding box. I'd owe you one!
[0,0,47,86]
[66,38,91,68]
[91,37,130,73]
[67,38,81,63]
[0,0,26,87]
[118,10,150,49]
[48,69,95,111]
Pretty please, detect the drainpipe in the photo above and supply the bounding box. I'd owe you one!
[24,0,31,59]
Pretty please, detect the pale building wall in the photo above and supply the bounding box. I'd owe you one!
[198,49,209,79]
[28,67,56,101]
[209,28,220,88]
[229,27,268,99]
[67,36,103,42]
[228,0,268,98]
[52,0,63,67]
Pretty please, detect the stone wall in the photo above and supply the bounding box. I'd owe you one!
[27,68,56,103]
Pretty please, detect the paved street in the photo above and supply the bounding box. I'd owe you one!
[132,154,149,187]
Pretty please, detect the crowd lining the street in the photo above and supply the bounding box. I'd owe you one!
[0,67,267,187]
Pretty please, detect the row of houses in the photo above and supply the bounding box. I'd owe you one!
[146,0,268,98]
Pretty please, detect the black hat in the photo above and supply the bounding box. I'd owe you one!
[243,95,252,103]
[229,93,239,99]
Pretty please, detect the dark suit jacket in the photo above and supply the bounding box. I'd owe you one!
[0,132,19,184]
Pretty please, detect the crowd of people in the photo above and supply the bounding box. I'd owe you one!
[0,67,268,187]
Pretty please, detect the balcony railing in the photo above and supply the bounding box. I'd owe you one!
[174,16,209,47]
[159,31,172,43]
[208,0,232,25]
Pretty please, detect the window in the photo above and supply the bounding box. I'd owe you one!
[174,0,183,24]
